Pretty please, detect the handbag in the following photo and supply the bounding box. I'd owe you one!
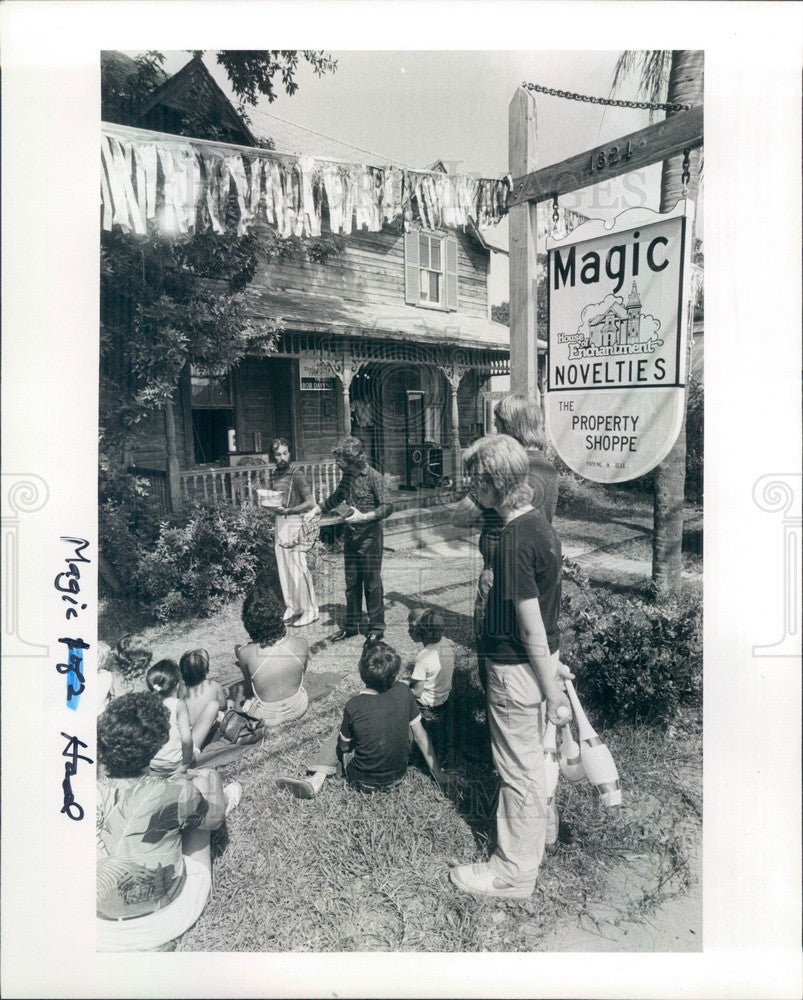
[217,707,264,744]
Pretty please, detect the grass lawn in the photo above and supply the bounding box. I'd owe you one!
[100,482,703,951]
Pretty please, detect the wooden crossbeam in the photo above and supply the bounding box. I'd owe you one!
[508,105,703,207]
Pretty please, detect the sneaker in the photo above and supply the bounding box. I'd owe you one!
[449,862,533,899]
[276,776,316,799]
[223,781,243,817]
[330,628,359,642]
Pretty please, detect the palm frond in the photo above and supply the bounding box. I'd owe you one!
[611,51,673,121]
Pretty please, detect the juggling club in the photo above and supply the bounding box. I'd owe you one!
[564,678,622,807]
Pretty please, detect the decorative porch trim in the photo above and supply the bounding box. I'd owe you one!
[253,327,510,377]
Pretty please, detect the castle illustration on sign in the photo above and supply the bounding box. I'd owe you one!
[557,282,663,360]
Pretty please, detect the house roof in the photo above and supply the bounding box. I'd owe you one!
[244,283,514,352]
[101,50,168,91]
[136,54,258,146]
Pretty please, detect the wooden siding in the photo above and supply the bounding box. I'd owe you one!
[128,397,191,469]
[235,357,275,451]
[233,357,295,453]
[298,384,344,461]
[457,370,487,447]
[247,227,489,323]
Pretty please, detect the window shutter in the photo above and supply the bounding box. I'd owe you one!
[404,231,420,305]
[445,235,458,311]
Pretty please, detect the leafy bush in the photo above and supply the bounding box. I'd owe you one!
[99,462,164,590]
[563,589,702,728]
[133,503,278,623]
[684,376,703,501]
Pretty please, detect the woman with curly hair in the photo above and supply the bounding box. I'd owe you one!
[96,692,241,951]
[97,634,152,712]
[234,587,309,726]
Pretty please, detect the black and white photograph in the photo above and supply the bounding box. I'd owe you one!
[93,45,706,954]
[1,2,800,998]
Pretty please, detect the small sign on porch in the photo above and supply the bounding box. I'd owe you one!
[545,200,695,483]
[299,357,336,392]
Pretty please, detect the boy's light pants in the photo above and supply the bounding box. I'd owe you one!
[275,514,317,618]
[485,657,554,890]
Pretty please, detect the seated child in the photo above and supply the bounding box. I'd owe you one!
[146,659,195,774]
[276,639,448,798]
[407,608,455,715]
[179,649,227,752]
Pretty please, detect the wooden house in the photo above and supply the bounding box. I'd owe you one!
[102,53,514,507]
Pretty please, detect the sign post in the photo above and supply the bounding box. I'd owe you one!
[545,200,694,482]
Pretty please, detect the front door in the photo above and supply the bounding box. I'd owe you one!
[192,408,233,464]
[190,365,234,464]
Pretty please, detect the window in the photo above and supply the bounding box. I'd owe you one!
[405,230,459,311]
[418,232,443,305]
[190,364,232,407]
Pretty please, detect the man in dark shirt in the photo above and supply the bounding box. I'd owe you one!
[306,436,393,642]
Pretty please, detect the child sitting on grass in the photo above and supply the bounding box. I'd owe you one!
[179,649,227,753]
[406,608,456,766]
[277,639,449,798]
[407,608,455,714]
[146,659,195,774]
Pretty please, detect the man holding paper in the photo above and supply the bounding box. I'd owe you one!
[305,436,393,643]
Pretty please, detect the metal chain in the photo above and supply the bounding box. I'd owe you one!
[523,80,692,114]
[681,148,691,196]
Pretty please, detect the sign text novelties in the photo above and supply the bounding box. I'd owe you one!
[545,201,694,483]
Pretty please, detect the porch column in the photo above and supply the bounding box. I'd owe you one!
[163,399,182,512]
[326,349,359,436]
[439,354,469,484]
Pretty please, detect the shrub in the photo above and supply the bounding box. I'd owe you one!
[563,589,702,728]
[685,376,704,501]
[134,503,278,622]
[99,462,163,592]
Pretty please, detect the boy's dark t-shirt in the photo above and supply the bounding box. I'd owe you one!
[339,682,421,788]
[482,508,562,662]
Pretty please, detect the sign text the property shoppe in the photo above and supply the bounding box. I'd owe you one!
[545,201,694,483]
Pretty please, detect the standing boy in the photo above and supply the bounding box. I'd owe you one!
[269,438,318,628]
[306,436,393,643]
[450,433,572,899]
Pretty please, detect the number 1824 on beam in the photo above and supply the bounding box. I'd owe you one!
[589,140,633,175]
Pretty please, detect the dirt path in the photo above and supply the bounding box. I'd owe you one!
[535,847,701,952]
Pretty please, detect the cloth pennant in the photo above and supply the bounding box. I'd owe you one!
[109,137,145,234]
[99,153,113,231]
[101,134,131,231]
[225,154,252,235]
[134,143,158,220]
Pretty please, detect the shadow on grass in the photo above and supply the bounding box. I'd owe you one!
[405,650,501,852]
[385,590,474,646]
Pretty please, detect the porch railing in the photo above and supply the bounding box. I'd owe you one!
[179,461,341,508]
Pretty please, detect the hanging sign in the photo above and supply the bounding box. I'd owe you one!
[299,357,336,392]
[545,200,694,483]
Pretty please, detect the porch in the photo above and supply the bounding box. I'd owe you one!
[132,460,468,520]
